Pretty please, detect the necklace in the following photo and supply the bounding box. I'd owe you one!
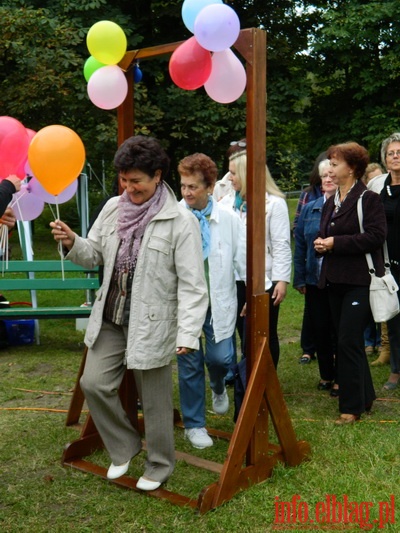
[334,181,357,213]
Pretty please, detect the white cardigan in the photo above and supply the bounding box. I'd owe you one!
[181,197,246,343]
[220,191,292,289]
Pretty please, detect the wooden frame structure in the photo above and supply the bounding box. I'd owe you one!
[62,28,310,514]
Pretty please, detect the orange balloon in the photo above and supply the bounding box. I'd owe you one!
[28,125,85,195]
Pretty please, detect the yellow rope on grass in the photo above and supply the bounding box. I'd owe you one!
[13,388,72,396]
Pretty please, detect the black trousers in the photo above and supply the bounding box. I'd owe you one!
[306,284,336,382]
[387,266,400,374]
[300,300,316,356]
[240,283,281,368]
[328,283,376,415]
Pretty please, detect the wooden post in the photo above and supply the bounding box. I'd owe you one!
[62,28,310,513]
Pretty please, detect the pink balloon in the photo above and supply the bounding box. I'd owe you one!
[194,4,240,52]
[0,117,30,179]
[10,185,45,221]
[169,37,212,90]
[87,65,128,110]
[28,176,78,204]
[204,49,247,103]
[24,159,33,177]
[15,128,37,178]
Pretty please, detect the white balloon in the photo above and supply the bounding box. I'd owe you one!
[87,65,128,110]
[204,49,247,104]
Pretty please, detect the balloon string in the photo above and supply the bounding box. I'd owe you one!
[55,199,65,281]
[10,190,28,221]
[0,224,8,276]
[47,203,56,220]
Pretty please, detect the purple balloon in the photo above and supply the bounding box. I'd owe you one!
[194,4,240,52]
[11,186,45,221]
[28,176,78,204]
[204,49,247,103]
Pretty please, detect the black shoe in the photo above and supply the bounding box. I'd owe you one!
[317,381,332,391]
[330,387,339,398]
[299,355,313,364]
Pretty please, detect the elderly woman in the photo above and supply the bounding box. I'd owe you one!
[178,152,246,449]
[51,136,208,490]
[368,132,400,389]
[294,160,337,394]
[223,150,291,367]
[315,142,386,424]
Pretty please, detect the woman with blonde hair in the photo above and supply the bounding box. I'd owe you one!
[221,150,291,367]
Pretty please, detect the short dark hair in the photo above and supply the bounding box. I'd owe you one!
[178,153,218,188]
[114,135,170,180]
[326,142,369,180]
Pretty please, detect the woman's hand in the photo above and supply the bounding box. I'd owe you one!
[295,285,306,295]
[0,207,16,230]
[314,237,334,254]
[50,219,76,250]
[5,175,21,192]
[272,281,288,306]
[176,347,195,355]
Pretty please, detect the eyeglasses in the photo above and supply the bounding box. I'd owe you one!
[387,150,400,158]
[230,140,246,148]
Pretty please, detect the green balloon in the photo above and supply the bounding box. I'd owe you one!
[83,56,106,82]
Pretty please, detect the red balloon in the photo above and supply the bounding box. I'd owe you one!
[0,116,30,180]
[169,37,212,90]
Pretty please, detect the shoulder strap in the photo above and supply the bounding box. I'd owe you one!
[357,193,390,275]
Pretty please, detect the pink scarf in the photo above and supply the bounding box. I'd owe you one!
[115,182,168,274]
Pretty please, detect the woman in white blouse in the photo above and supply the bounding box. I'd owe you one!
[221,150,292,367]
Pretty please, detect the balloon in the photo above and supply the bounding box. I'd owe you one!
[11,186,45,221]
[169,37,212,90]
[15,128,37,178]
[133,65,143,83]
[194,4,240,52]
[86,21,127,65]
[28,125,85,196]
[0,116,30,180]
[204,49,247,103]
[87,65,128,110]
[181,0,223,34]
[84,56,106,82]
[28,176,78,204]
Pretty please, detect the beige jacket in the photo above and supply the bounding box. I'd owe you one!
[67,184,208,369]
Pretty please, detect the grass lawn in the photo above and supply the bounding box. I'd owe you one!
[0,201,399,532]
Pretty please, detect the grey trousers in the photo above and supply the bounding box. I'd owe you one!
[80,320,175,482]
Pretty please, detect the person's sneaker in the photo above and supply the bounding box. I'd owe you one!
[184,427,213,449]
[212,388,229,415]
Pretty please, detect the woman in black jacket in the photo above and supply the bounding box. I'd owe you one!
[315,142,386,424]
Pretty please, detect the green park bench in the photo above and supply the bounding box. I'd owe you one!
[0,259,99,320]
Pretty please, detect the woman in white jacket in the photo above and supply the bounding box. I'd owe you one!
[51,136,208,491]
[222,150,292,367]
[178,153,246,449]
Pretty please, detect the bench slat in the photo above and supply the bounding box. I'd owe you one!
[0,306,93,320]
[2,260,98,274]
[0,279,99,291]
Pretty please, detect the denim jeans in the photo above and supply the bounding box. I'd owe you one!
[364,319,381,348]
[177,308,233,428]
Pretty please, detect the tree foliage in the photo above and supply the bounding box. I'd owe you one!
[1,0,400,194]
